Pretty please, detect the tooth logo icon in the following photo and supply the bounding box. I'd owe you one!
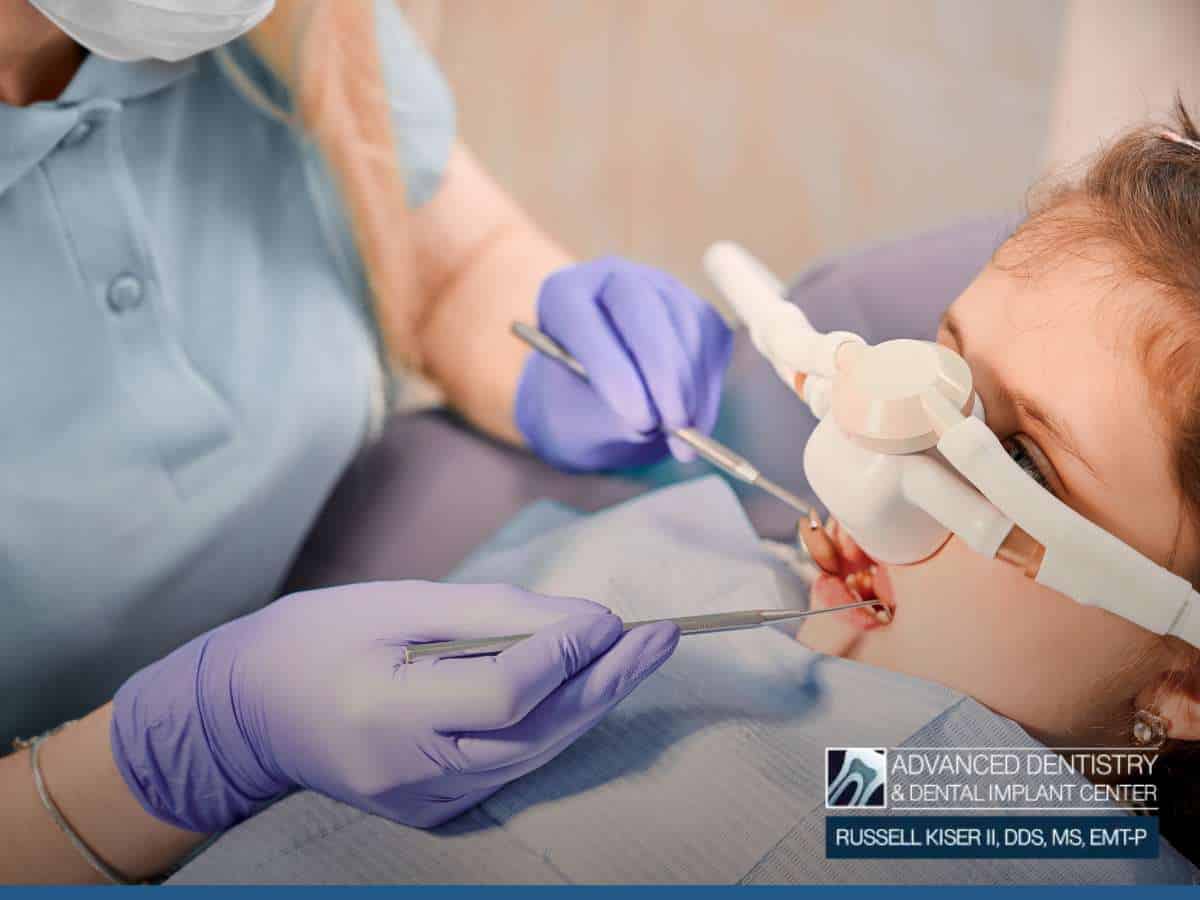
[826,749,887,808]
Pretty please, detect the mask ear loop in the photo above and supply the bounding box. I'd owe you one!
[213,45,296,126]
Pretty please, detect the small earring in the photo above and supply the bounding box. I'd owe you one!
[1132,709,1170,749]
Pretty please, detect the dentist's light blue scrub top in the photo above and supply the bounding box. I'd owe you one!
[0,3,454,745]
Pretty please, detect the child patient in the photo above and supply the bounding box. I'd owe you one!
[796,99,1200,859]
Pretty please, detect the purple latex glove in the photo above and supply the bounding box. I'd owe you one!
[516,257,733,471]
[110,582,678,832]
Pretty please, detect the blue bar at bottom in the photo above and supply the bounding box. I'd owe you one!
[826,816,1159,859]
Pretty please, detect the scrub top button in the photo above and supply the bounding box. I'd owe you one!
[61,120,94,148]
[107,274,145,313]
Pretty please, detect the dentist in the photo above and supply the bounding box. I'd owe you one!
[0,0,730,882]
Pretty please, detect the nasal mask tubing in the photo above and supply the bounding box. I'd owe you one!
[703,241,1200,649]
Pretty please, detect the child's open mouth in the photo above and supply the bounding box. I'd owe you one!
[800,512,896,629]
[812,570,894,629]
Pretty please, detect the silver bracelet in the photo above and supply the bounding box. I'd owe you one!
[13,722,136,885]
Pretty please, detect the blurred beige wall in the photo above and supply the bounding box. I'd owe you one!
[1043,0,1200,171]
[407,1,1065,290]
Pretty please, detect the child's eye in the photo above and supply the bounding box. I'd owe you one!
[1002,435,1052,492]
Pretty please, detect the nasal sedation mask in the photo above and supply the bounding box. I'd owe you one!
[703,241,1200,649]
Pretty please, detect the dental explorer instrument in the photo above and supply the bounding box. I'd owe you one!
[403,601,877,663]
[511,322,814,518]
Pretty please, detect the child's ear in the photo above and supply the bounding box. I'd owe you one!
[1136,665,1200,741]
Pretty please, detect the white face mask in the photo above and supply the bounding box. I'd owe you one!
[30,0,276,63]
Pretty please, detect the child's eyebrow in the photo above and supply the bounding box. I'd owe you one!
[940,309,967,355]
[1009,389,1101,483]
[938,309,1102,483]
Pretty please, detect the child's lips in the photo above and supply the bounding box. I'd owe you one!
[803,515,896,629]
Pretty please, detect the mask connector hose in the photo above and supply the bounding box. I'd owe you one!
[702,242,865,395]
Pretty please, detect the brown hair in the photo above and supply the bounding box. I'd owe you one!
[1006,97,1200,861]
[1006,99,1200,566]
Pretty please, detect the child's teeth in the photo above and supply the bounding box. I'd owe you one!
[873,605,893,625]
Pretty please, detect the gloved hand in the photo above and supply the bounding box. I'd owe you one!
[110,582,678,832]
[516,257,733,471]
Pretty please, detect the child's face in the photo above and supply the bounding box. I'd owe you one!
[797,243,1196,748]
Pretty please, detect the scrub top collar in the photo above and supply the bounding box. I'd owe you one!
[0,51,196,197]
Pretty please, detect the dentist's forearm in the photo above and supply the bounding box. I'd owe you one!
[422,225,568,442]
[0,704,203,884]
[412,143,571,443]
